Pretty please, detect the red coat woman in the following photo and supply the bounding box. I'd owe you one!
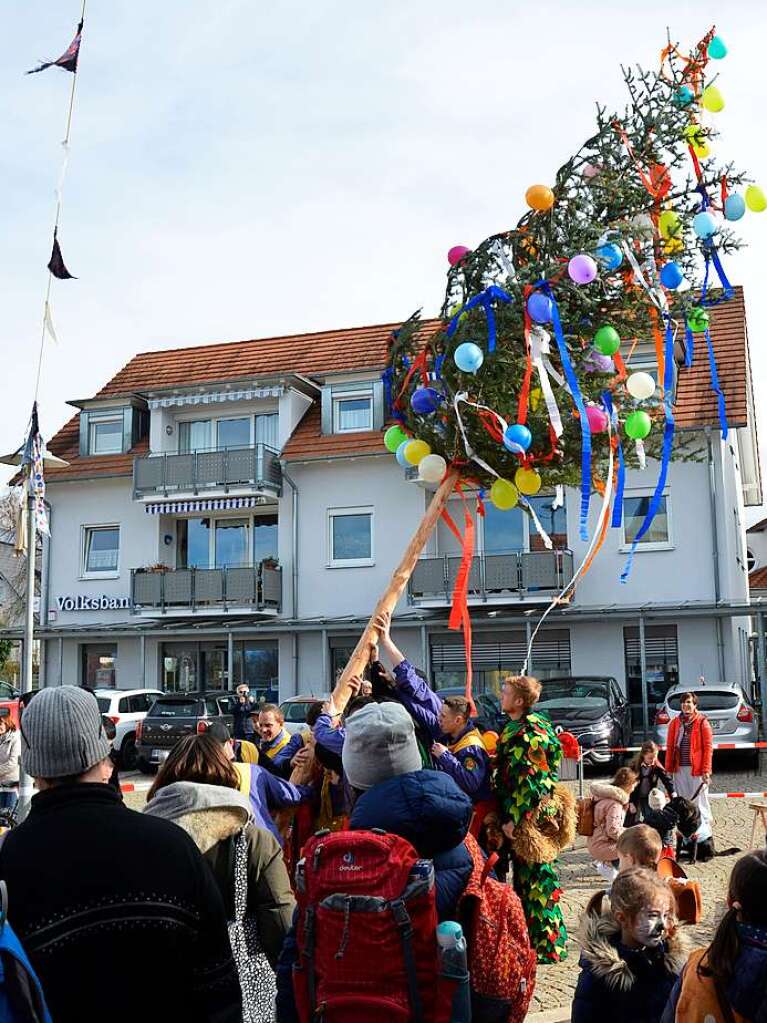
[664,691,713,841]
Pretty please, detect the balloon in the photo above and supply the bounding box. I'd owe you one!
[490,478,519,510]
[594,325,620,356]
[503,424,532,454]
[660,262,684,289]
[693,211,717,239]
[625,410,652,440]
[568,254,598,284]
[663,236,685,256]
[687,307,710,333]
[515,467,542,496]
[384,425,409,453]
[701,85,725,113]
[410,386,442,415]
[693,141,711,159]
[585,351,614,374]
[418,453,447,483]
[582,163,601,179]
[674,85,694,107]
[746,185,767,213]
[708,35,727,59]
[724,194,746,221]
[447,245,471,266]
[453,342,484,373]
[626,371,656,401]
[395,441,411,468]
[596,243,623,271]
[527,293,553,323]
[404,439,431,465]
[585,406,609,433]
[481,730,498,755]
[448,302,468,325]
[659,210,682,240]
[525,184,555,212]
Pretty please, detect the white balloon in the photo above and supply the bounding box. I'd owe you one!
[418,454,447,483]
[626,371,656,401]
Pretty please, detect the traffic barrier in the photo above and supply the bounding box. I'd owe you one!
[709,791,767,800]
[120,782,135,794]
[597,741,767,754]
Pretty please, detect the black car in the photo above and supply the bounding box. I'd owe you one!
[136,691,235,774]
[535,676,632,766]
[436,687,505,734]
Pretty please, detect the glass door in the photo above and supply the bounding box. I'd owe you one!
[179,420,212,453]
[216,417,251,449]
[215,518,250,568]
[253,515,278,563]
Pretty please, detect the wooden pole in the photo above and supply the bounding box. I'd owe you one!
[331,469,459,714]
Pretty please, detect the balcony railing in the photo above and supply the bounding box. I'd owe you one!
[407,550,574,604]
[131,562,282,613]
[133,444,281,498]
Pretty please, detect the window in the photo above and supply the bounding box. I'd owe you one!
[215,518,249,568]
[328,507,374,567]
[129,694,152,713]
[179,420,212,453]
[255,413,279,450]
[623,624,679,724]
[216,417,251,449]
[747,548,758,572]
[483,504,525,554]
[83,526,120,576]
[82,644,117,686]
[176,513,276,569]
[333,394,373,433]
[89,414,123,455]
[234,640,278,694]
[622,493,671,548]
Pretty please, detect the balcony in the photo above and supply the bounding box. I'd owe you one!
[131,562,282,615]
[133,444,281,499]
[407,550,574,606]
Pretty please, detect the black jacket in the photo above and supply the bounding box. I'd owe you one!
[0,783,241,1023]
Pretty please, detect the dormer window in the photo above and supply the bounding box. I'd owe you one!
[333,392,373,433]
[78,406,148,457]
[89,413,124,455]
[321,380,384,436]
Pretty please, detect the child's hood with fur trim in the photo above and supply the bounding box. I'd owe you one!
[577,908,688,993]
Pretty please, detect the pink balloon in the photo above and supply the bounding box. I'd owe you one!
[568,254,598,285]
[585,405,609,433]
[447,245,471,266]
[582,163,602,179]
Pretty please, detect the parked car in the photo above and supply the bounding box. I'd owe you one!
[435,687,506,735]
[534,676,632,766]
[0,680,20,729]
[653,681,758,764]
[93,688,163,771]
[136,691,234,773]
[279,695,326,735]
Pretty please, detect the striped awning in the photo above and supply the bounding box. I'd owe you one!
[145,496,271,515]
[147,387,283,410]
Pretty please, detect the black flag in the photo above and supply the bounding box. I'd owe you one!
[48,229,76,280]
[27,20,83,75]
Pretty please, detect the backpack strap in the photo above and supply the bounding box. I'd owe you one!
[232,829,249,924]
[390,899,424,1023]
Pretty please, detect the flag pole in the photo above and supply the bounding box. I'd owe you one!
[16,476,37,821]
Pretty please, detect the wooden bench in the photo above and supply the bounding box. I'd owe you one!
[749,802,767,849]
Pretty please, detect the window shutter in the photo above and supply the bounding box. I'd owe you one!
[372,379,385,431]
[79,412,90,456]
[320,387,332,435]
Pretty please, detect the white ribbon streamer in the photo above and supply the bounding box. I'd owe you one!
[519,496,553,550]
[490,238,517,283]
[530,327,564,438]
[552,485,564,510]
[453,392,503,479]
[44,301,59,344]
[621,240,667,313]
[635,438,647,469]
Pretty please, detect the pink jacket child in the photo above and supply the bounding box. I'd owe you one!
[587,769,637,864]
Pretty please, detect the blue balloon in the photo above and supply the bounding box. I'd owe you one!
[660,262,684,290]
[674,85,694,107]
[724,194,746,222]
[527,293,553,324]
[454,342,484,373]
[693,211,717,239]
[395,440,411,467]
[503,424,532,454]
[708,35,727,60]
[595,243,623,271]
[410,386,442,414]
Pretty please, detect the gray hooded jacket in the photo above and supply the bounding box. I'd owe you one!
[144,781,295,967]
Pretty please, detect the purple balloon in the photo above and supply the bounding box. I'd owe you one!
[410,386,442,415]
[584,350,614,374]
[568,254,598,285]
[527,293,553,324]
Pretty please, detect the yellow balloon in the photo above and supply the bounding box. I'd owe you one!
[658,210,681,240]
[515,467,542,496]
[684,124,705,147]
[693,142,711,159]
[403,439,431,465]
[663,236,684,256]
[525,184,555,212]
[490,478,519,510]
[746,184,767,213]
[448,303,468,326]
[701,85,725,113]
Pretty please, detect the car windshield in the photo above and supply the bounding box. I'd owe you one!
[668,691,740,712]
[149,699,201,718]
[537,679,610,714]
[281,702,315,723]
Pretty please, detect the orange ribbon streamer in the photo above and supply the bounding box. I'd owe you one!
[440,490,476,715]
[517,285,534,425]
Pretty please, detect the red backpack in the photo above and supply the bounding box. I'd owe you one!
[459,834,537,1023]
[292,829,454,1023]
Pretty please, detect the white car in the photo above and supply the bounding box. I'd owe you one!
[94,688,163,771]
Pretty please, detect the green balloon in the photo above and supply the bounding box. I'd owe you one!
[384,425,409,452]
[687,307,710,334]
[594,325,621,356]
[625,410,652,440]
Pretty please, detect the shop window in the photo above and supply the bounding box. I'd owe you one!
[623,624,679,725]
[82,644,117,686]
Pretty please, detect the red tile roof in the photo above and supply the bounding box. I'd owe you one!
[45,292,752,479]
[749,566,767,591]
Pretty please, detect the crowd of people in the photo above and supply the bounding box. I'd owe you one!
[0,632,765,1023]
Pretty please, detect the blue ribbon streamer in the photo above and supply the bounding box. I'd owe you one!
[434,354,445,379]
[544,284,591,541]
[704,327,728,439]
[684,325,694,369]
[602,391,625,528]
[621,315,676,583]
[446,285,512,353]
[699,250,730,438]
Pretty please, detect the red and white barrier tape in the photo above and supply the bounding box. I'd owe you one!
[592,741,767,754]
[709,792,767,800]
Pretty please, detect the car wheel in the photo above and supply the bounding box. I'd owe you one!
[119,734,138,772]
[137,756,157,776]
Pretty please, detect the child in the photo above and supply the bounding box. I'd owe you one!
[628,741,674,824]
[587,767,638,883]
[573,867,686,1023]
[661,850,767,1022]
[617,824,663,872]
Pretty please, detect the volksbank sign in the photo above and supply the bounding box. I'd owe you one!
[57,595,133,612]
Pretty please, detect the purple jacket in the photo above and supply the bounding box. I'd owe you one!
[393,660,491,801]
[313,713,345,756]
[259,729,306,778]
[236,762,313,844]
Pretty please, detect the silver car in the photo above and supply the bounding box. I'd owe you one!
[653,682,759,762]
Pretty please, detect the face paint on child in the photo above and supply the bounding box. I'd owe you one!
[632,903,672,947]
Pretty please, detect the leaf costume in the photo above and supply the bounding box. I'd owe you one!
[495,711,568,963]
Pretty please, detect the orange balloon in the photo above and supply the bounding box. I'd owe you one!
[525,184,555,212]
[481,730,499,755]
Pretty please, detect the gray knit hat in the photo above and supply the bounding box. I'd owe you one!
[21,686,111,779]
[342,702,421,791]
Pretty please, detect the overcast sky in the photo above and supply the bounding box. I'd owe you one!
[1,1,765,518]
